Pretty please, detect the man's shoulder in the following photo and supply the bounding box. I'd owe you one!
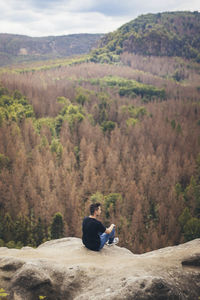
[83,217,96,224]
[83,216,90,223]
[83,217,102,225]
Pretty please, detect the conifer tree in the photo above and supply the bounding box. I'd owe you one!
[14,215,32,246]
[34,217,45,246]
[2,213,14,243]
[50,212,64,239]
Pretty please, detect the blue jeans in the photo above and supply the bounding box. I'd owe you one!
[99,228,115,250]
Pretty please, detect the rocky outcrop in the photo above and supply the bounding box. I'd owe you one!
[0,238,199,299]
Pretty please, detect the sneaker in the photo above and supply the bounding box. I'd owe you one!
[106,237,119,246]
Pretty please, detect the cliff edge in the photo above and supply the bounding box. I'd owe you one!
[0,238,199,299]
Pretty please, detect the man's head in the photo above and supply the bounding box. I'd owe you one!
[90,202,101,217]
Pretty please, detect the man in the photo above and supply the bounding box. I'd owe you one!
[82,202,119,251]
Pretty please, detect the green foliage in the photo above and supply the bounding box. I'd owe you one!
[148,201,158,221]
[0,288,9,299]
[178,207,192,230]
[126,118,138,127]
[171,120,182,134]
[172,69,185,82]
[57,96,71,105]
[101,120,116,133]
[74,87,94,105]
[50,212,64,239]
[75,93,87,106]
[55,115,64,137]
[90,48,120,64]
[58,103,85,131]
[90,76,166,100]
[0,86,9,96]
[34,118,56,137]
[104,193,122,218]
[171,119,176,129]
[34,217,45,246]
[97,11,200,62]
[6,240,16,248]
[184,175,200,216]
[2,213,14,243]
[0,213,49,249]
[14,215,32,246]
[0,89,34,124]
[121,105,147,127]
[74,146,80,165]
[183,217,200,241]
[128,106,147,118]
[90,192,104,204]
[50,138,63,162]
[175,183,183,196]
[178,155,200,241]
[15,241,24,249]
[0,154,11,172]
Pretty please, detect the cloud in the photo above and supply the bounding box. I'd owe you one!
[0,0,199,37]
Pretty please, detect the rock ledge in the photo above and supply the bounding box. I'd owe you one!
[0,238,199,299]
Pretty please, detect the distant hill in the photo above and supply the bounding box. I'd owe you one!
[0,33,103,66]
[91,11,200,63]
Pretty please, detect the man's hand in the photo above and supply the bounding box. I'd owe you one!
[105,223,115,234]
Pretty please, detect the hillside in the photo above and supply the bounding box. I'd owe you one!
[91,11,200,63]
[0,33,102,66]
[0,238,199,299]
[0,11,200,254]
[0,50,200,254]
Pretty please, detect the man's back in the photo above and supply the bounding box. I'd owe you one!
[82,217,106,251]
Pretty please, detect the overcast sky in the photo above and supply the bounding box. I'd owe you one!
[0,0,199,37]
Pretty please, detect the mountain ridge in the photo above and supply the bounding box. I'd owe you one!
[0,33,103,66]
[91,11,200,63]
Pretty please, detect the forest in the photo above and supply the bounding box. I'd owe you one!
[0,50,200,253]
[96,11,200,63]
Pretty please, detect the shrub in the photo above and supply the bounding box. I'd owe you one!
[6,240,16,249]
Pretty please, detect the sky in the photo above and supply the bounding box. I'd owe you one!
[0,0,199,37]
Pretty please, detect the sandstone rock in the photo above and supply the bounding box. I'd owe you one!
[182,253,200,267]
[0,238,199,299]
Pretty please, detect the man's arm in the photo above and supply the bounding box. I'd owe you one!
[105,224,115,234]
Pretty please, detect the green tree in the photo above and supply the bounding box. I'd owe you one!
[0,154,11,173]
[2,213,14,243]
[104,193,122,218]
[75,93,88,106]
[183,218,200,241]
[91,192,104,204]
[101,121,116,133]
[50,139,63,162]
[14,215,31,246]
[34,217,45,246]
[178,207,192,230]
[6,241,16,249]
[50,213,64,239]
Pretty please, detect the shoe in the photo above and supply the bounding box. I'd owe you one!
[106,237,119,246]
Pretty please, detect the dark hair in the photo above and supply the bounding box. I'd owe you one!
[90,203,101,215]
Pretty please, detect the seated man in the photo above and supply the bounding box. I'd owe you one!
[82,202,119,251]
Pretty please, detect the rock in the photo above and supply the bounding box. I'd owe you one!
[0,238,199,299]
[182,253,200,267]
